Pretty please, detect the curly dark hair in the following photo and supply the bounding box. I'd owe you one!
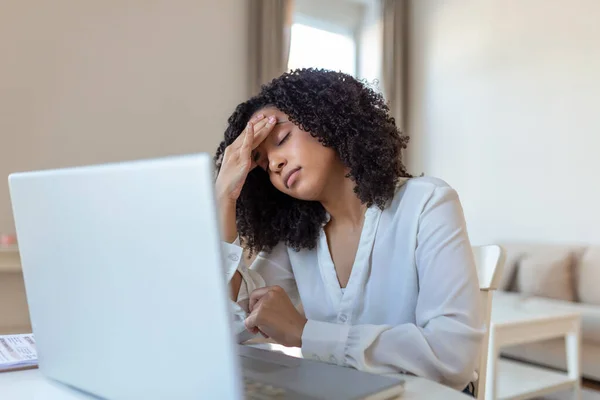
[215,68,411,254]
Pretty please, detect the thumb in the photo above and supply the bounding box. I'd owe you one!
[245,312,259,334]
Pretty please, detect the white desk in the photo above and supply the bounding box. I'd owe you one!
[0,369,93,400]
[0,363,472,400]
[487,292,582,400]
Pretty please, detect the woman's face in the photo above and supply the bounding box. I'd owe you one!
[251,107,340,201]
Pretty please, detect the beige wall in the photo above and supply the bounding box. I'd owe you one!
[408,0,600,245]
[0,0,248,233]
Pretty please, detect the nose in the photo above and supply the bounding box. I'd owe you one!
[269,155,287,173]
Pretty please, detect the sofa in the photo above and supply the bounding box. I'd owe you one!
[496,243,600,381]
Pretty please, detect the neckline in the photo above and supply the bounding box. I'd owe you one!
[318,205,382,296]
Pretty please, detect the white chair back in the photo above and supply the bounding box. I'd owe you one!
[472,244,505,399]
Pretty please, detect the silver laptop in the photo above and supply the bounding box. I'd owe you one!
[8,153,404,400]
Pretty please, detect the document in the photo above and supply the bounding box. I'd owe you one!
[0,333,37,372]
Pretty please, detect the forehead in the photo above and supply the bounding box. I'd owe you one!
[254,122,294,164]
[254,108,293,143]
[250,106,287,120]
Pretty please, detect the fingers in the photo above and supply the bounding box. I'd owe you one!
[251,116,277,150]
[244,305,268,338]
[248,286,272,312]
[232,114,276,150]
[240,121,253,163]
[246,288,269,336]
[245,313,257,333]
[245,305,263,333]
[246,288,282,339]
[230,113,266,148]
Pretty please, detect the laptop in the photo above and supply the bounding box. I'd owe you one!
[8,153,404,400]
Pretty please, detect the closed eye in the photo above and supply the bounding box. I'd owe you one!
[277,132,290,146]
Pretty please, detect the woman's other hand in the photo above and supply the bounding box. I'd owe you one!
[245,286,307,347]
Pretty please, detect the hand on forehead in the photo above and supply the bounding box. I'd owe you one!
[251,107,288,125]
[251,109,290,147]
[249,109,291,168]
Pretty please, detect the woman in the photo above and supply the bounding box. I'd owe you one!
[214,68,482,393]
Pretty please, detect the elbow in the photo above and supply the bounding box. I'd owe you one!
[421,319,484,389]
[441,355,478,390]
[439,332,483,390]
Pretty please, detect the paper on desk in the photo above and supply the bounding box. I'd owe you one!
[0,333,38,371]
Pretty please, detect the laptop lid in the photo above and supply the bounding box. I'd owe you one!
[8,154,243,399]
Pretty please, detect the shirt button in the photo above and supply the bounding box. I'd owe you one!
[228,254,239,262]
[339,314,347,323]
[329,355,337,363]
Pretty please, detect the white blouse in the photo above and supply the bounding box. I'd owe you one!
[221,177,483,390]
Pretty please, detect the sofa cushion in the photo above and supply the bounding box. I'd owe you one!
[579,247,600,305]
[516,250,576,302]
[497,245,524,291]
[498,244,586,292]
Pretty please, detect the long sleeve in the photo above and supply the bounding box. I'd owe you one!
[300,186,484,390]
[221,239,298,343]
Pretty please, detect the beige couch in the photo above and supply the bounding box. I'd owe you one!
[497,243,600,381]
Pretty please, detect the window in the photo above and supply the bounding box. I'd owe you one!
[288,22,357,76]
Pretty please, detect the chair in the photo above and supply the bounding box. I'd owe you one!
[472,245,506,399]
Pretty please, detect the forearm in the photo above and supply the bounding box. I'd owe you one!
[301,319,481,390]
[218,196,238,243]
[230,270,242,301]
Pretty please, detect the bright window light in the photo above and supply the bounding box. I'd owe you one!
[288,23,356,76]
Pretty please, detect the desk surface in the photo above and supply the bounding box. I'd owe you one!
[0,369,93,400]
[0,366,470,400]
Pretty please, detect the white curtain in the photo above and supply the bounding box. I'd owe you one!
[248,0,295,96]
[382,0,407,132]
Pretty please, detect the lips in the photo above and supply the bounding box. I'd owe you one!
[284,167,301,189]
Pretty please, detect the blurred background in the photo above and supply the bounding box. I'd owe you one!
[2,0,599,247]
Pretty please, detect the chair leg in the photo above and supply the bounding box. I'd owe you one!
[484,329,498,400]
